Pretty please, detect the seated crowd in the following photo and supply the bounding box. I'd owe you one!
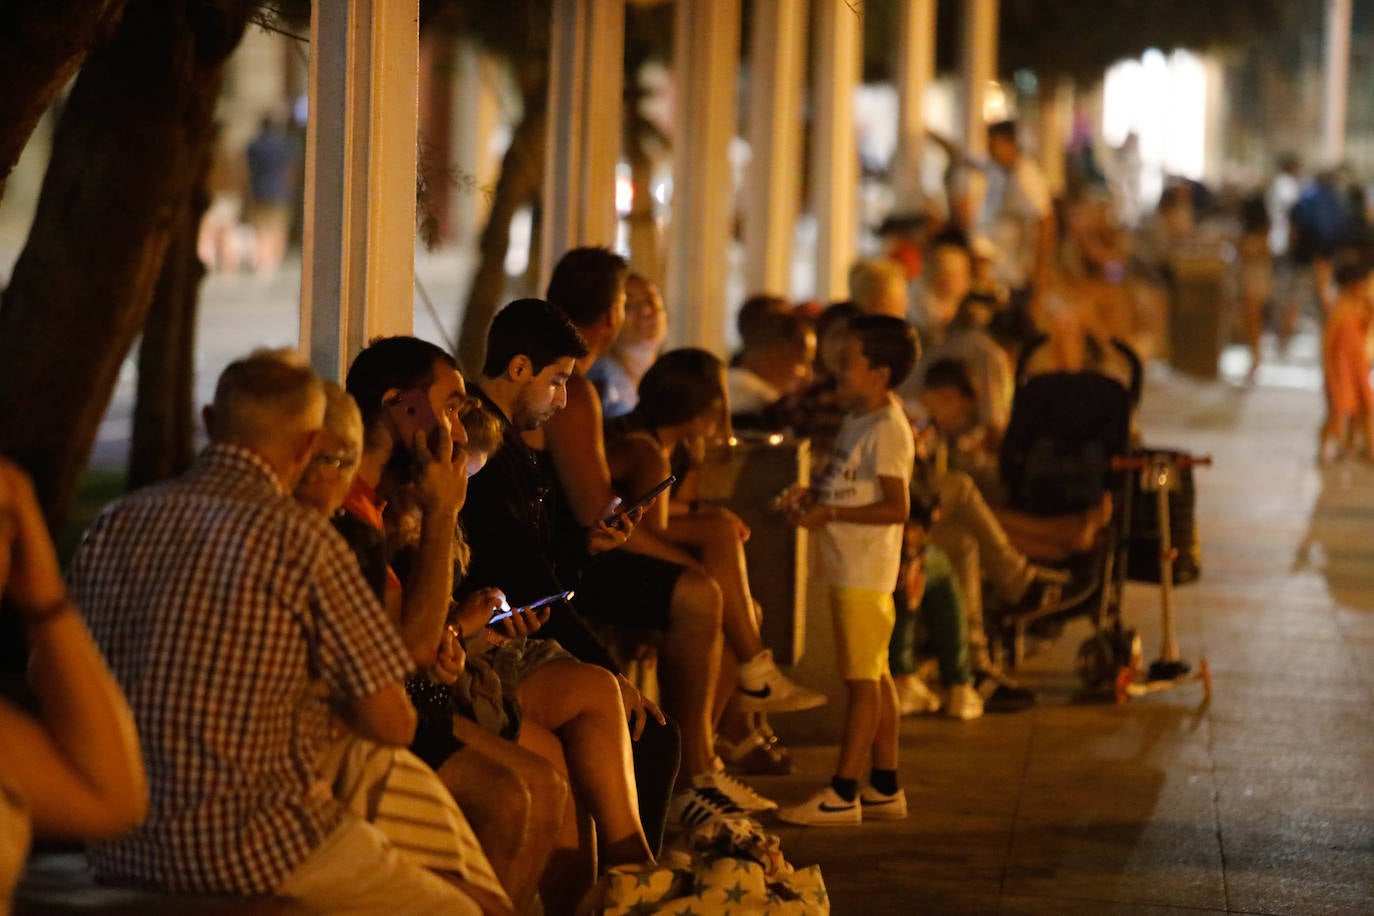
[2,221,1121,907]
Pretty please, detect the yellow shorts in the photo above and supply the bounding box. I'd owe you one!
[827,586,895,681]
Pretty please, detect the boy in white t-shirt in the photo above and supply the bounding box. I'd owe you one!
[778,315,919,826]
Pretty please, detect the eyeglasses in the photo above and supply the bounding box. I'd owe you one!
[311,452,359,473]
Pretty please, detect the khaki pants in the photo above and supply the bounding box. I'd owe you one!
[278,816,482,915]
[930,470,1033,671]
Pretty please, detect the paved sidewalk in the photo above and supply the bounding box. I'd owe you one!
[756,367,1374,915]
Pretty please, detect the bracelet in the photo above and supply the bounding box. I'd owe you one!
[21,596,73,628]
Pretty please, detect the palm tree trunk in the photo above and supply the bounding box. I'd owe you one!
[455,94,547,377]
[127,130,213,491]
[0,0,247,530]
[0,0,128,200]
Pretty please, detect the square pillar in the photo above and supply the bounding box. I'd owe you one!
[892,0,936,214]
[961,0,998,157]
[541,0,624,290]
[300,0,419,380]
[809,0,862,302]
[1323,0,1351,164]
[743,0,808,298]
[665,0,741,350]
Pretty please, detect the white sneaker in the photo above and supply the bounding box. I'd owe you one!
[895,674,941,716]
[943,683,985,720]
[669,774,749,829]
[776,786,862,827]
[859,785,908,821]
[709,758,777,812]
[737,649,829,713]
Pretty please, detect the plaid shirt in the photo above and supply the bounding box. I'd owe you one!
[68,444,412,895]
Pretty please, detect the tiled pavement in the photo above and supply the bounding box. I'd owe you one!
[759,368,1374,915]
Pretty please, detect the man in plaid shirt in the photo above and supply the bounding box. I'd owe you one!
[68,353,492,914]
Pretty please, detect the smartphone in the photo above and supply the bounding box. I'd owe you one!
[604,474,677,527]
[488,589,575,625]
[386,390,445,457]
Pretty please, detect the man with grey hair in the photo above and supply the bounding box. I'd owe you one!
[68,351,499,914]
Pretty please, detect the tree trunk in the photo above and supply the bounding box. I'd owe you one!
[454,95,547,377]
[0,0,248,531]
[0,0,128,200]
[126,130,213,491]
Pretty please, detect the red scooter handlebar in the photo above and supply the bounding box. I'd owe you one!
[1111,454,1213,471]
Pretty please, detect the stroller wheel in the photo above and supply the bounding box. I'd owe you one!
[1075,634,1117,690]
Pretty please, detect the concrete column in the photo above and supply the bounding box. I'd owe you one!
[1038,78,1071,197]
[1323,0,1351,164]
[743,0,808,298]
[666,0,741,349]
[450,40,503,248]
[961,0,998,157]
[301,0,419,381]
[541,0,623,291]
[892,0,936,215]
[809,0,862,302]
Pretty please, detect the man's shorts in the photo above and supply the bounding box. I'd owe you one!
[828,586,896,681]
[575,549,686,632]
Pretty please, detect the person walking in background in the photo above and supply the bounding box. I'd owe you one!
[245,115,296,281]
[1319,261,1374,464]
[1237,194,1273,384]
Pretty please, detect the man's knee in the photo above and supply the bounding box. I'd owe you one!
[669,568,723,632]
[938,469,978,508]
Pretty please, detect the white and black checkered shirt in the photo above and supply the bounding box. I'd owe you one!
[68,444,413,895]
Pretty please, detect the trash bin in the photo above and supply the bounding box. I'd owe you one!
[698,434,810,665]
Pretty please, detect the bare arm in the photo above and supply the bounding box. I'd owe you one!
[613,437,702,567]
[1034,210,1058,288]
[398,432,467,669]
[542,373,618,527]
[345,682,417,748]
[1,462,147,838]
[793,474,909,529]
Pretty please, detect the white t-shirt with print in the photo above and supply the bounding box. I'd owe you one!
[813,393,916,591]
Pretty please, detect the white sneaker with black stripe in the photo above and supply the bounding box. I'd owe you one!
[669,774,750,829]
[775,786,861,827]
[710,758,777,812]
[859,785,908,821]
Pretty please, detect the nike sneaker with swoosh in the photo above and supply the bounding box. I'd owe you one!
[737,649,829,714]
[859,785,908,820]
[776,786,862,827]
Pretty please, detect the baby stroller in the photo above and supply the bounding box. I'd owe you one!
[990,336,1143,690]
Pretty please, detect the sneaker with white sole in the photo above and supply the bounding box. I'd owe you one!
[737,649,829,713]
[669,775,749,829]
[943,683,985,720]
[895,674,941,716]
[775,786,862,827]
[710,758,777,812]
[858,786,908,821]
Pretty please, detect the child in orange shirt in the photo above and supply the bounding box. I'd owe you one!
[1319,261,1374,463]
